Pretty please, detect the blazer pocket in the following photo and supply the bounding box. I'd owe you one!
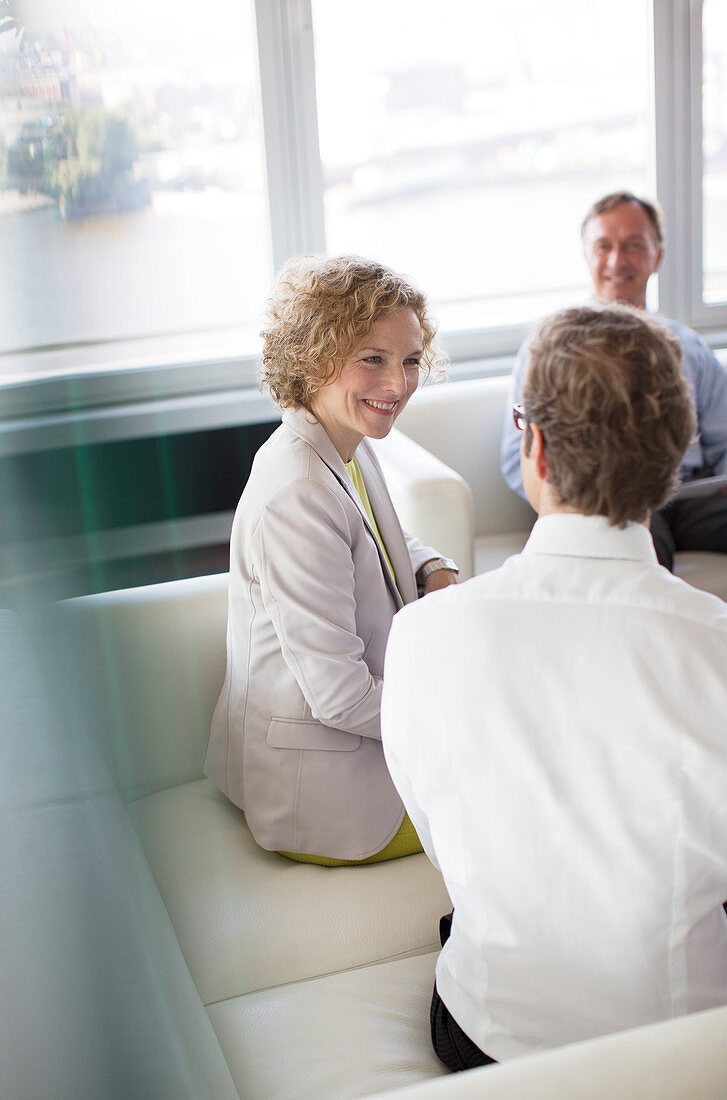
[266,717,362,752]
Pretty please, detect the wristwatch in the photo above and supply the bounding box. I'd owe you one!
[417,557,459,583]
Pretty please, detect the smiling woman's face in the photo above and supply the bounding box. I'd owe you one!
[309,309,423,462]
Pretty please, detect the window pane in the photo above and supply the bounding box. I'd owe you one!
[312,0,652,332]
[703,0,727,305]
[0,0,270,359]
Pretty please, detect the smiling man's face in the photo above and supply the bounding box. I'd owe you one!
[583,200,664,309]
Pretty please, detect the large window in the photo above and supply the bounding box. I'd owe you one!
[1,0,725,404]
[1,0,269,366]
[313,0,652,332]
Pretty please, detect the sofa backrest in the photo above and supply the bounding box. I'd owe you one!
[59,572,229,802]
[396,376,535,538]
[1,604,239,1098]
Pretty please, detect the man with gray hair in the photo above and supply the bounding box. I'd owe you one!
[500,190,727,570]
[383,304,727,1070]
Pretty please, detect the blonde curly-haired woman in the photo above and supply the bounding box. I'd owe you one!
[204,255,458,864]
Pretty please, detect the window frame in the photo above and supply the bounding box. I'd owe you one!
[654,0,727,335]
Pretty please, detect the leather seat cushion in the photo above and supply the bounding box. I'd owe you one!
[128,779,451,1005]
[206,951,446,1100]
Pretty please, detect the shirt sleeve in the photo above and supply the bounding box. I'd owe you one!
[403,531,444,578]
[254,477,383,739]
[689,337,727,475]
[500,338,530,498]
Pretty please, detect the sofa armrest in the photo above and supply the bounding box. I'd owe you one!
[372,428,475,581]
[396,379,536,540]
[372,1004,727,1100]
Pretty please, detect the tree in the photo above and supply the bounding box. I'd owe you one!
[45,108,142,217]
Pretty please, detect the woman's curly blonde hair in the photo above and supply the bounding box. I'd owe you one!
[260,255,446,409]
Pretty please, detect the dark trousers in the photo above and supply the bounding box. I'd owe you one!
[433,905,727,1072]
[430,912,497,1073]
[650,491,727,571]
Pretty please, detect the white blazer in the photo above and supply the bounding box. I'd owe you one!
[204,407,439,859]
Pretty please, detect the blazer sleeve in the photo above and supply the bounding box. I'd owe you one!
[253,476,384,740]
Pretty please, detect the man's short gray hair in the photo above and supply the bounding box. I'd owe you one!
[580,191,665,247]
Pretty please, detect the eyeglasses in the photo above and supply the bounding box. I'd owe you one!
[512,403,528,432]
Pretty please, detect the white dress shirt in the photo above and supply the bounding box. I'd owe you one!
[382,514,727,1061]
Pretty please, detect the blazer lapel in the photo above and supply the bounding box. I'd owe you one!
[354,442,417,606]
[282,409,409,608]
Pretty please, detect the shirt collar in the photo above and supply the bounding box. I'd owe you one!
[522,513,658,564]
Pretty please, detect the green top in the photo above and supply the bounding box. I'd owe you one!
[345,456,396,585]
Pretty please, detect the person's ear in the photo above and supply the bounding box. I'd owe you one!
[530,423,548,482]
[653,245,665,274]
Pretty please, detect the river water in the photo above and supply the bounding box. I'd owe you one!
[1,189,272,360]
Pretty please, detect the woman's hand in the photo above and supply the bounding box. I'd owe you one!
[423,569,458,595]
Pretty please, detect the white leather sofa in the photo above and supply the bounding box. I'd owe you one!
[376,373,727,600]
[18,557,720,1098]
